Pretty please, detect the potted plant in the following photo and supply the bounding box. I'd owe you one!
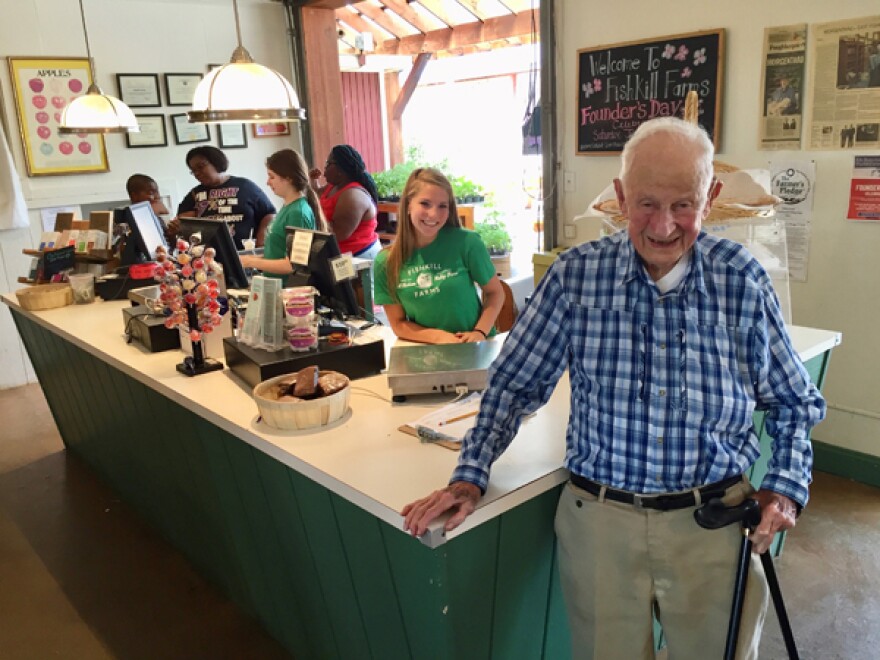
[474,210,512,278]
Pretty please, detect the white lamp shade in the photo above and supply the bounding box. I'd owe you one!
[187,62,306,123]
[59,86,139,134]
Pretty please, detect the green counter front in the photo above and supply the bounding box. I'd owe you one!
[4,295,840,659]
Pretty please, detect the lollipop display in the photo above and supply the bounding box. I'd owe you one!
[154,238,225,376]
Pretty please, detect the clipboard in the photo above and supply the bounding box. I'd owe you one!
[398,424,461,451]
[398,392,482,451]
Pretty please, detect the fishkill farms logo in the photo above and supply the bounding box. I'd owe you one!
[772,167,811,204]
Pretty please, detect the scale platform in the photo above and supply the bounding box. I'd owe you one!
[386,339,504,400]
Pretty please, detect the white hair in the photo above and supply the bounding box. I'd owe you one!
[619,117,715,197]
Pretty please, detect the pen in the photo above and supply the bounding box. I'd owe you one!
[439,410,479,426]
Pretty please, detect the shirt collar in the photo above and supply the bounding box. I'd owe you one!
[618,232,709,297]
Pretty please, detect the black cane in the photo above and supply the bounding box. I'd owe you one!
[694,498,799,660]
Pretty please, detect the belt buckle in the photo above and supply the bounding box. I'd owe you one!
[633,494,647,511]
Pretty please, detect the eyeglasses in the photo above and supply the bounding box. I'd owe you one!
[325,159,336,167]
[189,160,211,175]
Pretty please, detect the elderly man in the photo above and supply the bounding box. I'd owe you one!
[402,117,825,659]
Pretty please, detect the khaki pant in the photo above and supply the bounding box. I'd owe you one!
[554,477,769,660]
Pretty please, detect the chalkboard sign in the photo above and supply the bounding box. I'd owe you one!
[577,29,724,155]
[41,245,76,281]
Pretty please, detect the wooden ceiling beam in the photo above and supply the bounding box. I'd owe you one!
[336,13,387,46]
[452,0,489,23]
[392,52,432,119]
[353,2,412,40]
[413,0,456,29]
[379,0,434,34]
[374,9,538,56]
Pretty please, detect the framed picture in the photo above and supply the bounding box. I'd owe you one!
[126,114,167,148]
[6,56,108,176]
[576,29,725,154]
[252,122,291,138]
[170,114,210,145]
[164,72,202,106]
[115,73,161,107]
[217,123,248,149]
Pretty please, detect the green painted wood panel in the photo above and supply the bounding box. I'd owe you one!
[9,311,836,660]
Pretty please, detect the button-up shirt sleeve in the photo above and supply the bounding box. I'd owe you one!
[450,261,571,492]
[754,285,826,507]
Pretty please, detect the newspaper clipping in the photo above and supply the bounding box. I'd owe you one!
[760,25,806,150]
[847,155,880,222]
[770,161,816,281]
[808,15,880,150]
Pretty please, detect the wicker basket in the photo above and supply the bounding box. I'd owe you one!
[15,284,73,311]
[253,371,351,431]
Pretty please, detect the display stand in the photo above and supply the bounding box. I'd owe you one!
[176,303,223,376]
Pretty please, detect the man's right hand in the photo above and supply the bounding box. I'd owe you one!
[401,481,481,537]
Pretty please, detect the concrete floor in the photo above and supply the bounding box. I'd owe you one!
[1,383,879,659]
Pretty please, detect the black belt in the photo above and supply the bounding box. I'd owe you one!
[569,474,743,511]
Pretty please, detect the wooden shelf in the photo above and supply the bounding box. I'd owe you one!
[377,202,476,229]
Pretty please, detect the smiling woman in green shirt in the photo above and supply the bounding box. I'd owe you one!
[373,168,503,344]
[240,149,327,280]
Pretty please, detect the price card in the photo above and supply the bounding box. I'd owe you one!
[289,230,313,266]
[329,253,357,282]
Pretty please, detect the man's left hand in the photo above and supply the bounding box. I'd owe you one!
[751,490,799,554]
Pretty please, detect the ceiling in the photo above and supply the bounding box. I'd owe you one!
[330,0,539,59]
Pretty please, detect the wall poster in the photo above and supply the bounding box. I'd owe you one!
[576,29,724,155]
[847,155,880,222]
[6,57,108,176]
[807,16,880,150]
[759,25,807,151]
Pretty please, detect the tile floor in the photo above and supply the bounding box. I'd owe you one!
[1,383,878,659]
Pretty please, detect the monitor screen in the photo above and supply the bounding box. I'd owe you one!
[285,227,360,318]
[117,201,168,265]
[178,218,249,290]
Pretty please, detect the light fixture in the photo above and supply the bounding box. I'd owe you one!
[59,0,138,134]
[187,0,305,124]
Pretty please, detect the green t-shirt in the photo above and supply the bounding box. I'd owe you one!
[262,197,315,281]
[374,227,497,334]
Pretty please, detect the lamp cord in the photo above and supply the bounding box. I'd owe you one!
[232,0,243,49]
[76,0,97,79]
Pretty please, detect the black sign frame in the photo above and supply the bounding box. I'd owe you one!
[576,28,725,155]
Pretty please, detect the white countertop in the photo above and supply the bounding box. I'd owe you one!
[3,293,841,548]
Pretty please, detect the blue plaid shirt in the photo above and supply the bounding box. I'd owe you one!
[451,231,825,507]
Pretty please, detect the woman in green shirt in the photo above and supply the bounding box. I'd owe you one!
[374,168,503,344]
[240,149,327,280]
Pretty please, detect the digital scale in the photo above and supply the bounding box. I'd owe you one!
[386,339,504,401]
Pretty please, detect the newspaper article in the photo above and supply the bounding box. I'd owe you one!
[770,161,816,281]
[808,15,880,150]
[760,25,806,150]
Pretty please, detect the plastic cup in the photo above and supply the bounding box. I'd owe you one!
[242,238,256,251]
[68,273,96,304]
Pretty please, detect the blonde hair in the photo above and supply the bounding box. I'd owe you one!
[384,167,460,299]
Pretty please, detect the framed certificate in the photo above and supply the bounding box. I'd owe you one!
[126,114,167,148]
[116,73,161,107]
[164,72,202,106]
[170,114,210,145]
[252,122,291,138]
[217,123,248,149]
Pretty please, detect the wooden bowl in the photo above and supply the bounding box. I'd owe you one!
[253,371,350,431]
[15,283,73,311]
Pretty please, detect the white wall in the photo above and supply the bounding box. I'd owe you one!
[555,0,879,456]
[0,0,304,388]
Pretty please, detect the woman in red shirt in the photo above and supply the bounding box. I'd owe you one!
[309,145,380,258]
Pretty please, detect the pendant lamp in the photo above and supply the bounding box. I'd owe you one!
[187,0,305,124]
[59,0,138,134]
